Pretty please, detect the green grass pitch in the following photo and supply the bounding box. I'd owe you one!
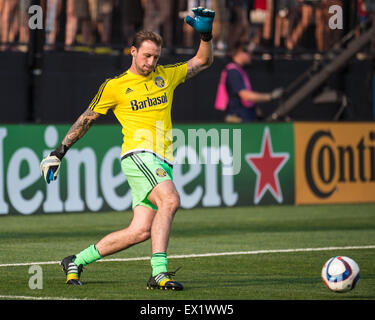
[0,204,374,300]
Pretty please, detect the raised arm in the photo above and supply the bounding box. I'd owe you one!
[186,39,214,80]
[40,108,101,183]
[185,7,215,80]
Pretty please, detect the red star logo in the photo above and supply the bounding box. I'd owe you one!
[245,127,289,204]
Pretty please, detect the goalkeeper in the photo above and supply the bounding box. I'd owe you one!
[40,7,215,291]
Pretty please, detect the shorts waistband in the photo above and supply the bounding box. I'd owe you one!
[121,150,173,168]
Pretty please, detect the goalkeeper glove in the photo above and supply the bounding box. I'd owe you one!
[40,144,68,184]
[185,7,215,42]
[40,154,61,184]
[270,88,284,100]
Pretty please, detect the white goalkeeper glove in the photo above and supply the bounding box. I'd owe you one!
[40,154,61,184]
[270,87,284,100]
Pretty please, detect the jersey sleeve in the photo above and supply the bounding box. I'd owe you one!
[163,62,188,88]
[88,79,117,114]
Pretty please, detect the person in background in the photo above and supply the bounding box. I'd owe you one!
[361,0,375,56]
[215,41,283,122]
[142,0,173,49]
[211,0,227,53]
[274,0,299,49]
[0,0,19,51]
[45,0,62,49]
[64,0,78,50]
[44,0,78,51]
[118,0,143,50]
[227,0,251,53]
[18,0,31,51]
[286,0,326,51]
[0,0,3,39]
[74,0,97,47]
[260,0,273,48]
[73,0,113,51]
[96,0,114,48]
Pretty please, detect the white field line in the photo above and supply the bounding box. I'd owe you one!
[1,245,374,268]
[0,295,87,300]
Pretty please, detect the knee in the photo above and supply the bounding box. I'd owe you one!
[134,228,151,243]
[160,193,180,214]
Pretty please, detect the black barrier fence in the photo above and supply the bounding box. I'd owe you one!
[0,50,373,124]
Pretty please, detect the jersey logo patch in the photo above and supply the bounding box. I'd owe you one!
[125,88,133,94]
[154,76,165,88]
[155,167,167,178]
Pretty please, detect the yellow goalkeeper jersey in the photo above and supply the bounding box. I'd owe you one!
[89,62,187,165]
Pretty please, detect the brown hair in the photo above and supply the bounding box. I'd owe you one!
[232,41,251,56]
[131,30,163,49]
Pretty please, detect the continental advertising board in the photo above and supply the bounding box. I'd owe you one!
[294,122,375,204]
[0,123,295,215]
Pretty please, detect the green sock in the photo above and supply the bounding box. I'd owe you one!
[73,244,102,267]
[151,252,168,277]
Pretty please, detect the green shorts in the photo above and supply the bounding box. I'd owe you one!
[121,152,173,211]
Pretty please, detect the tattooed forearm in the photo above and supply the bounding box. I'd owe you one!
[50,109,100,160]
[186,40,213,80]
[62,108,100,148]
[186,60,210,80]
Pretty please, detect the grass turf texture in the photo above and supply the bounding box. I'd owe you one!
[0,204,374,300]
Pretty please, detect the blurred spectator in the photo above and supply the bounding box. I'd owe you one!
[74,0,96,46]
[274,0,299,49]
[64,0,78,49]
[248,0,265,46]
[260,0,273,47]
[363,0,375,13]
[118,0,143,48]
[227,0,252,54]
[211,0,227,52]
[0,0,355,54]
[96,0,114,46]
[18,0,31,51]
[214,41,283,122]
[358,0,375,55]
[0,1,2,31]
[45,0,62,49]
[74,0,114,49]
[357,0,375,24]
[141,0,173,48]
[357,0,368,24]
[0,0,19,51]
[286,0,326,51]
[0,1,2,42]
[45,0,78,50]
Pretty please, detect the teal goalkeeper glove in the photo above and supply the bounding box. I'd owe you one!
[185,7,215,42]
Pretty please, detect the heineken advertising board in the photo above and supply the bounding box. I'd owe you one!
[0,123,294,215]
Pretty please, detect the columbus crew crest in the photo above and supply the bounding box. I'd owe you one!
[154,76,165,88]
[155,167,167,178]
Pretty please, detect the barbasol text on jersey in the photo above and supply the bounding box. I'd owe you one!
[130,92,167,111]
